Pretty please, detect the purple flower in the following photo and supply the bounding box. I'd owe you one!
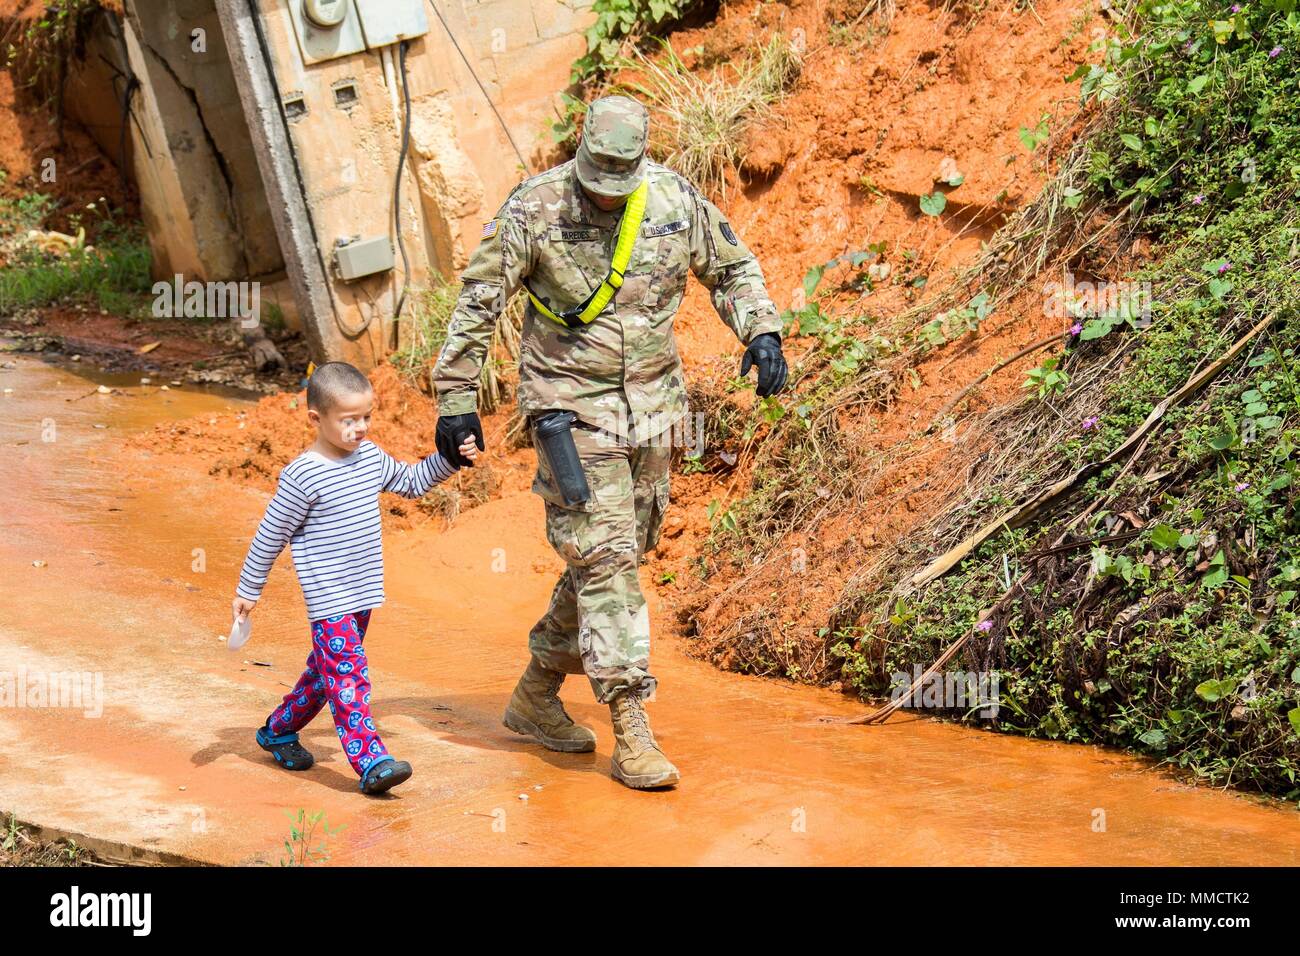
[1236,481,1250,492]
[1230,3,1240,11]
[1192,193,1205,205]
[1218,261,1231,274]
[976,620,994,632]
[1269,46,1282,58]
[1082,415,1100,431]
[1069,322,1084,336]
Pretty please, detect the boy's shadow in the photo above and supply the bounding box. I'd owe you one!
[378,694,607,776]
[191,726,383,795]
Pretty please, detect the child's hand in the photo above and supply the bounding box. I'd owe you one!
[458,436,480,463]
[232,596,256,621]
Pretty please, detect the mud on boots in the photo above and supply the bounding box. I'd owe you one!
[503,657,597,752]
[609,691,679,789]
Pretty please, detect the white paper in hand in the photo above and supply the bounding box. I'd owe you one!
[228,613,252,651]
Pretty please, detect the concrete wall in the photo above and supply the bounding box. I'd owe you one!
[89,1,287,283]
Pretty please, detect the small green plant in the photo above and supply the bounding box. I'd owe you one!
[569,0,701,85]
[707,499,738,534]
[915,292,993,349]
[919,191,947,216]
[1023,355,1070,398]
[681,453,707,474]
[1018,113,1051,152]
[280,809,345,867]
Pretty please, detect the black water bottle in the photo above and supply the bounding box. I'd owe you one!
[534,410,591,507]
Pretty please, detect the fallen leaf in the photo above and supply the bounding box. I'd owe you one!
[139,341,162,354]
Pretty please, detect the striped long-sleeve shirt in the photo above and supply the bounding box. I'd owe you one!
[236,440,458,620]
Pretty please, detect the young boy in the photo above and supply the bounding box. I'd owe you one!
[232,361,479,795]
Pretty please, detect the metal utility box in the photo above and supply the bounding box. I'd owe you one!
[354,0,430,47]
[334,236,395,281]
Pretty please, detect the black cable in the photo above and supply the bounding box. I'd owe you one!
[392,39,413,325]
[423,0,530,173]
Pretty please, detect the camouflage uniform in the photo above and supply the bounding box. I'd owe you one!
[433,98,780,704]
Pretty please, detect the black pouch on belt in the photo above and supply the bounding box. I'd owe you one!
[533,410,591,507]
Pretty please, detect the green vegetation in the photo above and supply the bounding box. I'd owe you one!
[0,185,151,316]
[0,238,152,317]
[1,814,91,866]
[4,0,102,106]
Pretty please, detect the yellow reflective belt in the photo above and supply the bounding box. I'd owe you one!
[527,179,648,329]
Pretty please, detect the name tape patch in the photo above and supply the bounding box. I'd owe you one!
[642,219,688,238]
[550,226,604,242]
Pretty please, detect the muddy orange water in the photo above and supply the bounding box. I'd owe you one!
[1,355,1297,865]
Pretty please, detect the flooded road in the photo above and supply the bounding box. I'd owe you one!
[1,354,1297,865]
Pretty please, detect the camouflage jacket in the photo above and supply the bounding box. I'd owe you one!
[432,159,781,440]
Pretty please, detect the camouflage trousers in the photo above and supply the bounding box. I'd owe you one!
[528,418,671,704]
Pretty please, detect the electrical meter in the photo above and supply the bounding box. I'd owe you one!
[288,0,365,64]
[303,0,347,27]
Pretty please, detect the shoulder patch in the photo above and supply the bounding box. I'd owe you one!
[719,221,739,246]
[481,219,499,239]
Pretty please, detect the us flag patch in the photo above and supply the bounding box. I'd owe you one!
[481,219,499,239]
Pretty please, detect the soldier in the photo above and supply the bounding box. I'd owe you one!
[431,95,788,789]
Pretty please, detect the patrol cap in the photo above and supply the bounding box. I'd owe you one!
[575,95,649,198]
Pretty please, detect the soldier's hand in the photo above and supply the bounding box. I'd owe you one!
[437,412,485,468]
[740,332,788,398]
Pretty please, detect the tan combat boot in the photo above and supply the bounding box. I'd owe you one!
[608,692,680,789]
[503,658,597,753]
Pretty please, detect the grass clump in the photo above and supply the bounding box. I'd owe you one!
[0,237,151,317]
[622,34,802,199]
[390,278,524,416]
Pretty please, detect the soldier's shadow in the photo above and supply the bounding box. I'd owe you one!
[376,694,608,775]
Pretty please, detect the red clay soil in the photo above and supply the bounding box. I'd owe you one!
[667,0,1098,372]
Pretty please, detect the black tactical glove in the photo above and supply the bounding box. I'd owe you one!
[436,412,485,468]
[740,332,788,398]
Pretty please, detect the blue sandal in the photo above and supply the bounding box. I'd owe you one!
[360,756,412,795]
[256,724,315,771]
